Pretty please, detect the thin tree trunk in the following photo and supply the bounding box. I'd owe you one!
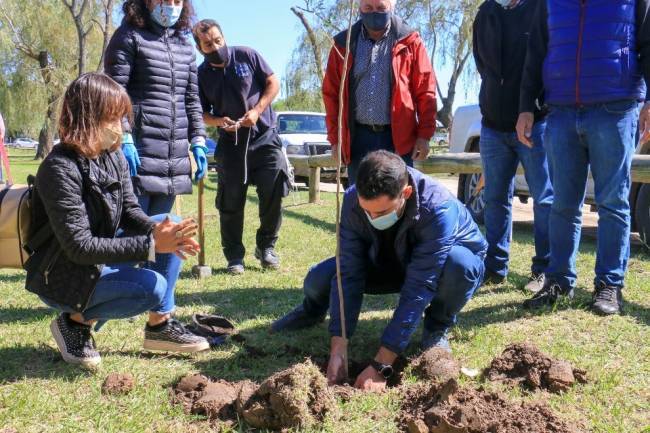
[96,0,115,72]
[291,6,324,83]
[63,0,91,76]
[35,51,56,159]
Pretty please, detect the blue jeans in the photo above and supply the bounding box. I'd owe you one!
[480,122,553,276]
[302,245,484,334]
[544,101,638,288]
[138,194,176,216]
[347,126,413,185]
[40,214,182,330]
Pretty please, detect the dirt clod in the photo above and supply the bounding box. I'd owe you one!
[412,348,461,382]
[238,360,337,430]
[485,343,587,393]
[399,379,585,433]
[101,373,135,395]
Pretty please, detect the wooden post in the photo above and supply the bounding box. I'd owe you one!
[309,166,321,203]
[192,178,211,279]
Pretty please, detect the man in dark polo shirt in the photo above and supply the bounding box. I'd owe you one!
[193,19,289,275]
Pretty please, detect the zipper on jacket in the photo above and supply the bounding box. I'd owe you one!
[575,0,586,105]
[164,31,176,195]
[43,249,63,286]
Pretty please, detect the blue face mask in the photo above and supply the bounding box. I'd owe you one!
[360,11,391,32]
[151,4,183,28]
[365,198,404,231]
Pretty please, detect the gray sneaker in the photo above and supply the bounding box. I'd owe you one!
[255,247,280,270]
[226,259,245,275]
[143,319,210,353]
[524,272,546,293]
[50,314,101,369]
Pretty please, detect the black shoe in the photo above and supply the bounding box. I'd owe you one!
[226,259,245,275]
[255,247,280,270]
[483,269,506,285]
[271,304,325,332]
[143,319,210,353]
[591,281,623,315]
[50,313,101,368]
[523,281,574,309]
[524,272,546,293]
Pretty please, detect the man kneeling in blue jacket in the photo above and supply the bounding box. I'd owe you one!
[273,150,487,391]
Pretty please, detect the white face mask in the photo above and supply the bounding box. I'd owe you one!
[495,0,516,7]
[99,126,121,150]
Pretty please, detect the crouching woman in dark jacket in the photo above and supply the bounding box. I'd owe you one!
[24,73,209,369]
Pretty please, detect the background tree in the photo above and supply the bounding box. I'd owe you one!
[0,0,118,159]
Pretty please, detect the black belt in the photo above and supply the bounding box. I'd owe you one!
[357,123,391,132]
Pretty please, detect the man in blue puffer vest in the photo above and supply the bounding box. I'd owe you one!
[272,151,487,391]
[517,0,650,315]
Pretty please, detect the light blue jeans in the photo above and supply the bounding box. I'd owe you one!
[544,100,638,288]
[40,214,181,330]
[480,122,553,276]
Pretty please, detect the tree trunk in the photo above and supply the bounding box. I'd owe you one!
[291,6,324,83]
[96,0,114,72]
[35,51,56,160]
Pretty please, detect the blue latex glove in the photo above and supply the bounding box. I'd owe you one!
[191,145,208,182]
[121,133,141,177]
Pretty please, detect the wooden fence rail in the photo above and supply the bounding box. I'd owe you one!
[288,153,650,203]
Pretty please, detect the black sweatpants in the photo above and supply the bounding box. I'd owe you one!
[215,133,288,262]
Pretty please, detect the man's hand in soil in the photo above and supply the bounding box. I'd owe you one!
[239,108,260,128]
[354,366,386,392]
[327,336,348,386]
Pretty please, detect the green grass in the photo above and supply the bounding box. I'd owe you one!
[1,148,649,432]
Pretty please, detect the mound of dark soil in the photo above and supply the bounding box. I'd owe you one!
[101,373,135,395]
[485,343,588,393]
[411,348,461,382]
[399,379,585,433]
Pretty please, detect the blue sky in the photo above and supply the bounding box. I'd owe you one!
[191,0,477,109]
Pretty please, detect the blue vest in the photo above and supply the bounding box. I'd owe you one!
[544,0,646,105]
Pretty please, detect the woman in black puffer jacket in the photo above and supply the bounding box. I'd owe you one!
[104,0,207,215]
[25,73,209,369]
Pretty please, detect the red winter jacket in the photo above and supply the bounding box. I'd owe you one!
[323,16,437,164]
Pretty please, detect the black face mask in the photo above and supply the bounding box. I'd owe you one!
[204,44,228,66]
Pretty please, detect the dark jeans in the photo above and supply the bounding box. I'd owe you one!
[544,101,638,288]
[480,122,553,276]
[347,126,413,185]
[301,245,484,334]
[137,194,176,216]
[40,214,181,331]
[216,146,287,262]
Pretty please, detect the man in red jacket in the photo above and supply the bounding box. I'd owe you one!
[323,0,438,184]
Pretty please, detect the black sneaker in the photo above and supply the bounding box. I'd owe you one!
[50,313,101,368]
[483,269,506,285]
[524,272,546,293]
[271,304,325,332]
[592,281,623,315]
[523,281,574,309]
[255,247,280,270]
[143,319,210,353]
[226,259,245,275]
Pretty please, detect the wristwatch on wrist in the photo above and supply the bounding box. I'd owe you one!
[370,360,394,379]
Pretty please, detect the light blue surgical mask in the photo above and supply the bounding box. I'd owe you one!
[365,198,405,231]
[151,4,183,28]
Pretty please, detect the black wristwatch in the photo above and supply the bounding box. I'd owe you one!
[370,360,394,379]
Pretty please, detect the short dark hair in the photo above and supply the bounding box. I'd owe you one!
[123,0,196,33]
[356,150,409,200]
[192,19,223,47]
[59,73,132,159]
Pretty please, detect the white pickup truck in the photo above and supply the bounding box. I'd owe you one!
[448,104,650,246]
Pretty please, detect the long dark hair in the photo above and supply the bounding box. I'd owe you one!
[122,0,195,33]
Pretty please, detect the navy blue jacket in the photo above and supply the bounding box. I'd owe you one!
[329,168,487,354]
[105,20,206,196]
[521,0,650,110]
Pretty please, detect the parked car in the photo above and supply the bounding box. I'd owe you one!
[449,104,650,246]
[13,137,38,149]
[277,111,346,184]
